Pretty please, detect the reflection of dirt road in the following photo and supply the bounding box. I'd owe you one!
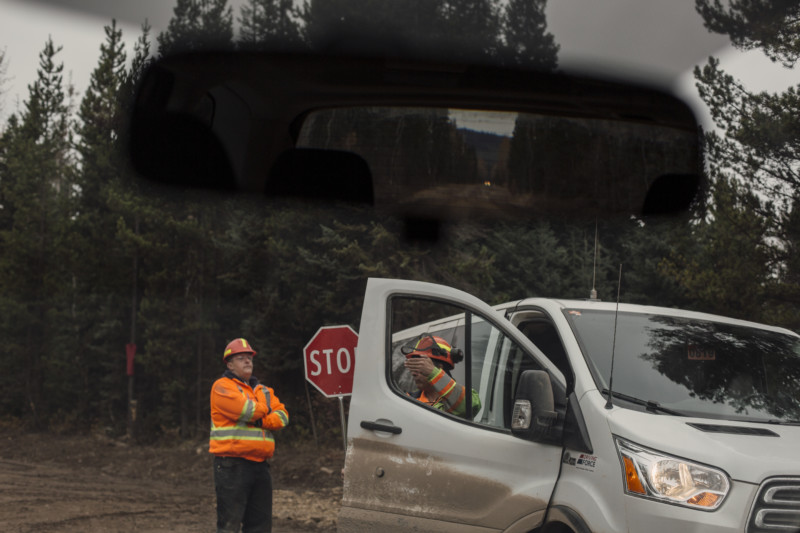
[0,431,342,532]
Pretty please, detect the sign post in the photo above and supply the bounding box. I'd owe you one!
[303,325,358,451]
[126,343,137,439]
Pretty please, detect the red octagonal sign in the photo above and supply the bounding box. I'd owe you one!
[303,325,358,397]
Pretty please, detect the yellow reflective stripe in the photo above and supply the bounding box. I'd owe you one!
[428,368,445,386]
[225,339,249,358]
[209,426,274,442]
[429,370,455,396]
[211,435,274,442]
[238,399,256,423]
[275,409,289,427]
[211,436,274,442]
[439,380,457,398]
[445,386,466,413]
[261,386,271,408]
[445,389,481,417]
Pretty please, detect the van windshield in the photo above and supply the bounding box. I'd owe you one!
[565,310,800,423]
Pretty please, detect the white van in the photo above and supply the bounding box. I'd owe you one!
[339,278,800,533]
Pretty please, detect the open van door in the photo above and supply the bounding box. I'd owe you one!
[340,278,568,533]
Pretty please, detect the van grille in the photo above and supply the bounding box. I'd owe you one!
[747,478,800,533]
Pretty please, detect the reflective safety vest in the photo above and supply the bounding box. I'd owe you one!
[209,373,289,462]
[418,367,481,419]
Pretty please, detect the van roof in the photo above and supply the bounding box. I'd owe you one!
[502,297,800,337]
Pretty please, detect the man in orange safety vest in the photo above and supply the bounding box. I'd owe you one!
[210,338,289,533]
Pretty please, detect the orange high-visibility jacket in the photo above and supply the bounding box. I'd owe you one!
[417,368,481,418]
[209,373,289,462]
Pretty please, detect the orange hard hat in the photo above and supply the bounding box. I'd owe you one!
[402,335,462,370]
[223,338,257,361]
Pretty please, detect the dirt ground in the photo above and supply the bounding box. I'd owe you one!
[0,430,344,532]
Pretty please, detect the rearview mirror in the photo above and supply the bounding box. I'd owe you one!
[129,51,703,220]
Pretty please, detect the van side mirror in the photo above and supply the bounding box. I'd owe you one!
[511,370,558,442]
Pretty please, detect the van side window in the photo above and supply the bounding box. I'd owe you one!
[472,315,542,429]
[390,296,543,430]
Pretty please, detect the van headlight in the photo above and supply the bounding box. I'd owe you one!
[614,437,730,510]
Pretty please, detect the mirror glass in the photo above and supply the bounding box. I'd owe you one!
[297,106,699,219]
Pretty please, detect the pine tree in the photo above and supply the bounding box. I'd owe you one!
[68,20,132,425]
[439,0,502,61]
[306,0,455,58]
[0,47,8,119]
[113,21,225,437]
[693,0,800,324]
[0,37,75,426]
[616,217,693,308]
[661,177,772,320]
[77,20,126,205]
[696,0,799,66]
[238,0,305,51]
[158,0,234,56]
[695,58,799,213]
[770,196,800,329]
[125,22,153,101]
[22,38,71,160]
[501,0,559,70]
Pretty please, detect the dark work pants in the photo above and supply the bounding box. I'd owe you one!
[214,456,272,533]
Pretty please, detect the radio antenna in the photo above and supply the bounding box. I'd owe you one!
[590,222,598,300]
[605,263,623,410]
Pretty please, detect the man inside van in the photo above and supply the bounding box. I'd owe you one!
[403,335,481,419]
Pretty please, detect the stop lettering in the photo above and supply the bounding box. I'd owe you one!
[303,325,358,397]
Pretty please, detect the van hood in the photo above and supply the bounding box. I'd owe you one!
[607,408,800,483]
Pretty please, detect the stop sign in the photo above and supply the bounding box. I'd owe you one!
[303,325,358,397]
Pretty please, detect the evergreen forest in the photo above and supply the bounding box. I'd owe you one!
[0,0,797,444]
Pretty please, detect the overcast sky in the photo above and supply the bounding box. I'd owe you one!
[1,0,797,129]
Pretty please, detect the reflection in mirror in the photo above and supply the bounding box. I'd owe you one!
[298,106,700,219]
[130,52,704,220]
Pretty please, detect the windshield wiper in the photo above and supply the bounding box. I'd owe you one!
[601,389,687,416]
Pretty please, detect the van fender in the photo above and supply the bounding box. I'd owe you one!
[540,505,591,533]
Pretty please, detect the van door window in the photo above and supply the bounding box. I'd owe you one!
[390,296,542,430]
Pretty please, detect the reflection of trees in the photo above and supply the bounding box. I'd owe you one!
[507,116,697,211]
[298,108,479,199]
[640,316,800,420]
